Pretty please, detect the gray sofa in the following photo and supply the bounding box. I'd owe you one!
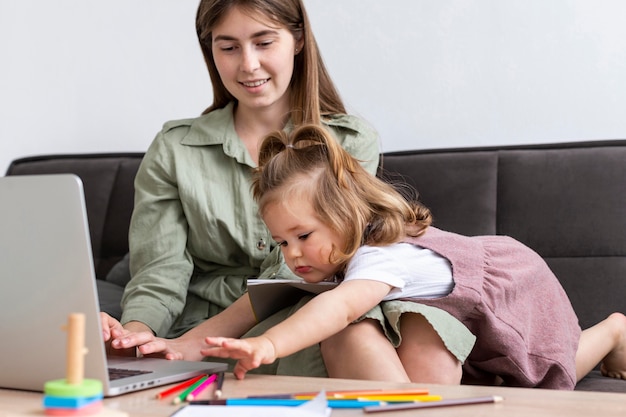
[5,139,626,392]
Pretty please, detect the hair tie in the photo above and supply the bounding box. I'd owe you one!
[286,144,295,149]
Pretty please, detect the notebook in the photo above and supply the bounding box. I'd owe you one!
[247,279,338,322]
[0,174,227,396]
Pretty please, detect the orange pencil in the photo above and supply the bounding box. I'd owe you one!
[329,389,430,398]
[155,374,207,399]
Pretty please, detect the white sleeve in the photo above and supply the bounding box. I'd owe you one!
[344,243,454,301]
[344,245,407,289]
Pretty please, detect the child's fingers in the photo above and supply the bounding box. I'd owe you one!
[233,356,265,380]
[200,347,235,358]
[201,344,251,360]
[204,336,230,347]
[233,362,248,380]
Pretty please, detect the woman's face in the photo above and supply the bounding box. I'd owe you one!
[211,7,301,117]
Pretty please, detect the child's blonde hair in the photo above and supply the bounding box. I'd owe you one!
[252,124,432,267]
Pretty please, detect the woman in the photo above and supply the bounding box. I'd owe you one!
[104,0,473,379]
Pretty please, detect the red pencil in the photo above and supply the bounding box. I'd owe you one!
[155,374,207,399]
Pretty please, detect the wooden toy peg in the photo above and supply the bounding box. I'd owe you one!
[64,313,88,385]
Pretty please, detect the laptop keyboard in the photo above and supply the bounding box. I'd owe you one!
[108,367,153,381]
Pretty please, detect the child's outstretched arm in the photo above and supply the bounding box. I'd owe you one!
[202,279,392,379]
[108,293,258,361]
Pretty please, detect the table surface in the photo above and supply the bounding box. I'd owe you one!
[2,373,626,417]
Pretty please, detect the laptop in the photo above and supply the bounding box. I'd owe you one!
[0,174,227,396]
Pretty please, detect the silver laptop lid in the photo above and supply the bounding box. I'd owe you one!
[0,174,112,391]
[0,174,226,396]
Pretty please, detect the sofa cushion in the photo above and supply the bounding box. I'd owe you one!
[378,151,498,236]
[496,145,626,329]
[497,146,626,257]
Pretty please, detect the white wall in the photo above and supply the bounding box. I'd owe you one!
[2,0,626,173]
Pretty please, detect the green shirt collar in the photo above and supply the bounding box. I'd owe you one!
[181,102,236,147]
[179,102,253,166]
[178,101,365,166]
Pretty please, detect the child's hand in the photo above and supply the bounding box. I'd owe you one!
[202,336,277,380]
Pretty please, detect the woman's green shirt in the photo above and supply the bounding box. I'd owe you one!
[120,103,380,337]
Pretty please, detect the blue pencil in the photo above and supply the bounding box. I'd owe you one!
[190,398,386,408]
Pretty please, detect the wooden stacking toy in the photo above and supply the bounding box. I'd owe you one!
[43,313,103,416]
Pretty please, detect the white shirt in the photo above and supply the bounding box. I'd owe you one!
[343,242,454,301]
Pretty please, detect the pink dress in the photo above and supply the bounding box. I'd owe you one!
[404,227,581,389]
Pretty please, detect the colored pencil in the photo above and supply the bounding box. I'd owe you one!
[290,394,440,401]
[190,398,385,408]
[173,375,209,404]
[354,395,442,402]
[363,395,504,413]
[155,374,206,399]
[330,389,430,398]
[213,371,225,399]
[186,373,218,401]
[248,388,429,399]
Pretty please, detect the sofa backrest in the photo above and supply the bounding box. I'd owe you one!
[6,140,625,330]
[379,140,626,329]
[5,153,144,281]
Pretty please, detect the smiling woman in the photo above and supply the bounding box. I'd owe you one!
[100,0,385,380]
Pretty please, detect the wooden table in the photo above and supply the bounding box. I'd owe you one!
[1,373,626,416]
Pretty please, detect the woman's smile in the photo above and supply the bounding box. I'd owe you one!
[240,78,270,88]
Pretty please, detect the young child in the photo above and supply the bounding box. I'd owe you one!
[203,124,626,389]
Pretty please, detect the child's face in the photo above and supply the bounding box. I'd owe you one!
[263,197,345,283]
